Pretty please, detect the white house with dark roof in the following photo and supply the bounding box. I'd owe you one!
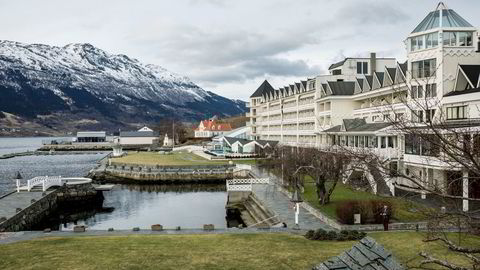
[247,2,480,210]
[119,126,159,145]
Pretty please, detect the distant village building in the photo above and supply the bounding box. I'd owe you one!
[76,131,106,143]
[119,126,158,145]
[163,133,174,147]
[194,120,232,138]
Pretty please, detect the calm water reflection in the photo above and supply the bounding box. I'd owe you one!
[55,184,228,230]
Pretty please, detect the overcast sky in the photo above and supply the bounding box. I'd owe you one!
[0,0,478,101]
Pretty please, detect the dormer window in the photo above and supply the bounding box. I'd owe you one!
[332,69,342,75]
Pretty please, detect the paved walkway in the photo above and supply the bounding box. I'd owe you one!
[252,184,332,230]
[0,191,54,220]
[249,166,333,230]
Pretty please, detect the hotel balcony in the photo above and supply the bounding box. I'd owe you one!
[246,102,251,108]
[318,145,402,160]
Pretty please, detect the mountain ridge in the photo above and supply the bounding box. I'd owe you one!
[0,40,246,135]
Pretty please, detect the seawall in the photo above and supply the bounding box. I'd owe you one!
[0,183,102,232]
[90,163,237,183]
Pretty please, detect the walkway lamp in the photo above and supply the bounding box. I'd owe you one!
[14,171,23,193]
[290,188,303,229]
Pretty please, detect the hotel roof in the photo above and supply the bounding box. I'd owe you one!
[250,80,275,98]
[412,2,473,33]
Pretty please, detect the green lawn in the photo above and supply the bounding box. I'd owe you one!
[0,232,478,270]
[303,180,429,222]
[112,151,229,166]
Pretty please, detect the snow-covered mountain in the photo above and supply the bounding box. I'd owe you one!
[0,40,246,133]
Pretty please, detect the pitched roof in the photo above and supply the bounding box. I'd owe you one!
[313,237,404,270]
[329,59,347,70]
[327,81,355,95]
[444,87,480,97]
[120,131,158,137]
[460,65,480,87]
[365,75,373,88]
[399,62,407,75]
[251,80,275,98]
[412,4,473,33]
[324,118,392,133]
[197,120,232,131]
[386,68,396,82]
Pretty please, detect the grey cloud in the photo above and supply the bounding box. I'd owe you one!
[132,24,322,84]
[336,1,409,25]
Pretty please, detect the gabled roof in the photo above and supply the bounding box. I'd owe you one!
[301,80,307,90]
[329,59,347,70]
[460,65,480,87]
[313,237,404,270]
[399,62,407,75]
[327,81,355,96]
[412,3,473,33]
[386,68,396,82]
[120,131,158,137]
[444,87,480,97]
[251,80,275,98]
[196,120,232,132]
[365,75,373,89]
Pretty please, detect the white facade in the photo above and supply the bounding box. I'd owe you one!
[247,3,480,207]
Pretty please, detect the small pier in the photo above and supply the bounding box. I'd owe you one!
[0,176,112,232]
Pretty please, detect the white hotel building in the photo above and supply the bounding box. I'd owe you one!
[247,3,480,209]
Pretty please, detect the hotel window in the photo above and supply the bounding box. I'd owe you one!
[425,109,436,122]
[411,86,418,99]
[417,85,424,98]
[411,35,424,51]
[459,32,473,46]
[412,110,424,123]
[446,106,467,120]
[443,32,457,46]
[395,113,405,121]
[425,83,437,98]
[332,69,342,75]
[426,32,438,48]
[412,59,436,78]
[357,61,368,74]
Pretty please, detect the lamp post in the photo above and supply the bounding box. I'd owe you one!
[14,171,23,193]
[291,187,303,230]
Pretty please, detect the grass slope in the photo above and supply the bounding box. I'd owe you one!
[112,152,229,166]
[303,180,429,222]
[0,232,478,270]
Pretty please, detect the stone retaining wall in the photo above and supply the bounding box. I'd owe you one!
[91,164,237,183]
[0,192,58,232]
[0,184,102,232]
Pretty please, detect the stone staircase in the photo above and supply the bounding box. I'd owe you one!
[240,193,281,228]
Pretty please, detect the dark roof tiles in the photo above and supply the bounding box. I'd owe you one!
[250,80,275,98]
[313,237,404,270]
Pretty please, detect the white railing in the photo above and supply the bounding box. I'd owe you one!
[226,178,270,192]
[17,175,63,192]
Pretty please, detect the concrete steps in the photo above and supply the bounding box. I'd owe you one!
[241,193,281,227]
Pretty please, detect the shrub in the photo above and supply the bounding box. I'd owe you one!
[336,200,372,225]
[305,230,315,240]
[305,229,366,241]
[313,229,328,240]
[326,231,337,240]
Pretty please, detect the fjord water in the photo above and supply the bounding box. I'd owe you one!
[0,137,228,229]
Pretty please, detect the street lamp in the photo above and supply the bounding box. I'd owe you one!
[291,187,303,229]
[14,171,23,193]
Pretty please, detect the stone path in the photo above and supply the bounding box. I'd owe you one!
[252,184,332,230]
[249,166,333,230]
[0,191,53,220]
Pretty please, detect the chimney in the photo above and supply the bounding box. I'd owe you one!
[370,52,376,74]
